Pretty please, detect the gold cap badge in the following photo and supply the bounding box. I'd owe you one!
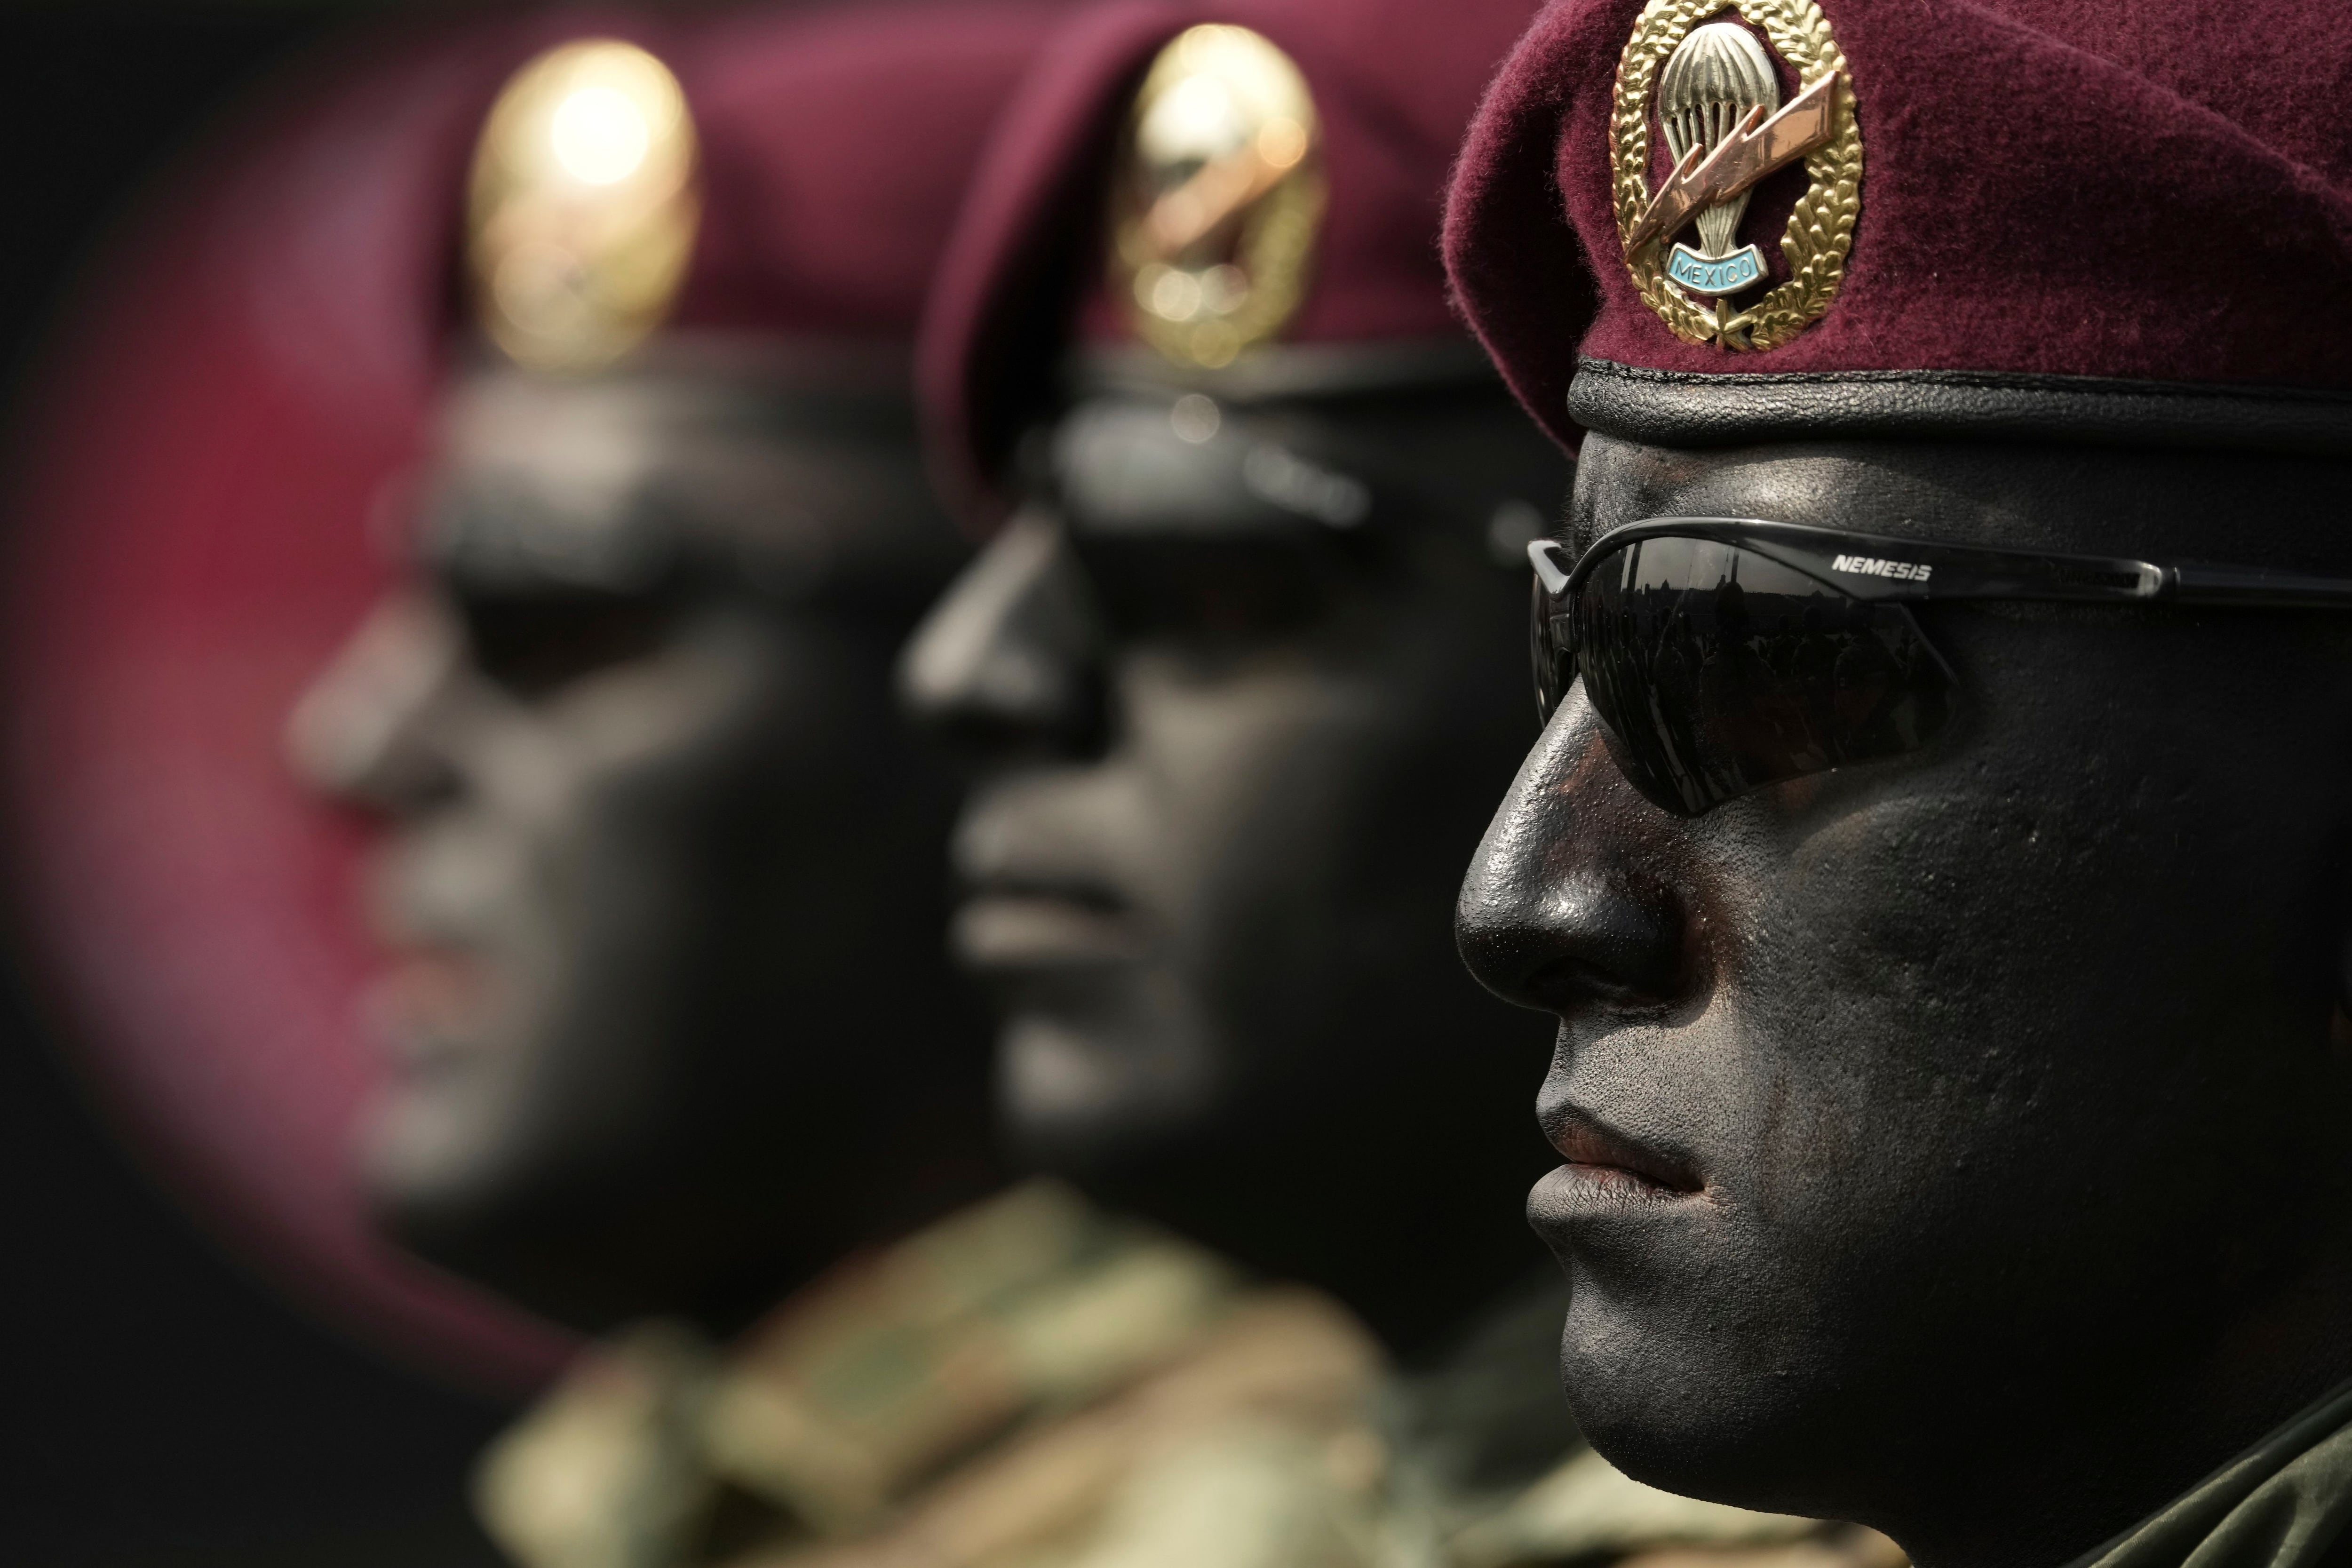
[1611,1,1862,351]
[1110,24,1324,370]
[468,40,700,374]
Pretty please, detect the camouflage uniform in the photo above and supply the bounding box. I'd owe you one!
[477,1184,1900,1568]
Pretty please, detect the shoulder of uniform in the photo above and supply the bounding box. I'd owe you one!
[696,1183,1248,1535]
[1446,1448,1837,1568]
[474,1321,724,1568]
[752,1281,1390,1568]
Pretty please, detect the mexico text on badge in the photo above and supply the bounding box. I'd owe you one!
[1665,241,1765,296]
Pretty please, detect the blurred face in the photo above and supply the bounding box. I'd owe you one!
[291,366,984,1330]
[903,383,1568,1344]
[1458,434,2352,1561]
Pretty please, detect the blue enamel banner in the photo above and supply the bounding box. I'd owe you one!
[1666,242,1764,297]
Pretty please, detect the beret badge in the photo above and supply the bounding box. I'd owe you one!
[1110,24,1325,370]
[1612,0,1861,351]
[469,40,701,374]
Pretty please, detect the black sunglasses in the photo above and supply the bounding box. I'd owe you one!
[1530,517,2352,817]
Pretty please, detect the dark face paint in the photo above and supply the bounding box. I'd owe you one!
[905,384,1570,1353]
[292,366,990,1333]
[1458,433,2352,1568]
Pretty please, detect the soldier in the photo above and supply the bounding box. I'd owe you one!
[1444,0,2352,1564]
[291,10,1427,1568]
[904,2,1895,1562]
[290,16,1001,1344]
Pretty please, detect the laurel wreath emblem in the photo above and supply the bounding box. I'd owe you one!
[1611,0,1862,351]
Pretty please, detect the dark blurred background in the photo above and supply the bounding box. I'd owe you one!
[1,10,535,1565]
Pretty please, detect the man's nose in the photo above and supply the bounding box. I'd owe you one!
[284,589,467,811]
[898,506,1105,760]
[1456,686,1690,1014]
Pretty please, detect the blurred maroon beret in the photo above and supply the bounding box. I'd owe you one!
[920,0,1544,522]
[1444,0,2352,456]
[678,2,1065,342]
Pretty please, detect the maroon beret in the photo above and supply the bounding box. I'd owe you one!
[672,2,1061,342]
[921,0,1544,520]
[451,3,1060,355]
[1444,0,2352,455]
[2,2,1052,1389]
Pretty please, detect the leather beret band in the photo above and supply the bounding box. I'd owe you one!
[1073,339,1502,405]
[1571,360,2352,460]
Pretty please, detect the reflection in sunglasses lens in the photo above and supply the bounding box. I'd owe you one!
[1565,537,1957,815]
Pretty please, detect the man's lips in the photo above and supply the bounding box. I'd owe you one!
[1544,1106,1703,1197]
[361,948,496,1071]
[951,887,1145,972]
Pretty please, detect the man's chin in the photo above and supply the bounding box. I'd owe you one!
[358,1104,501,1243]
[995,1012,1218,1189]
[1561,1332,1867,1522]
[357,1118,642,1330]
[354,1081,558,1256]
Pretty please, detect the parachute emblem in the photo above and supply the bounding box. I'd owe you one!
[1610,0,1865,352]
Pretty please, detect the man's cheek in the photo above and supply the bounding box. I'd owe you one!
[1756,791,2071,1038]
[1711,826,2066,1250]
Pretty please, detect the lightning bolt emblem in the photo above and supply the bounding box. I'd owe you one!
[1625,72,1841,256]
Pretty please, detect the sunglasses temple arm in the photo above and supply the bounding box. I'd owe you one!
[1719,534,2156,604]
[1532,530,2352,611]
[2161,563,2352,609]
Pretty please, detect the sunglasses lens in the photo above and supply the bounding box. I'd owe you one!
[1572,535,1956,815]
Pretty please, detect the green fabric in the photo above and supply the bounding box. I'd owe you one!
[2077,1382,2352,1568]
